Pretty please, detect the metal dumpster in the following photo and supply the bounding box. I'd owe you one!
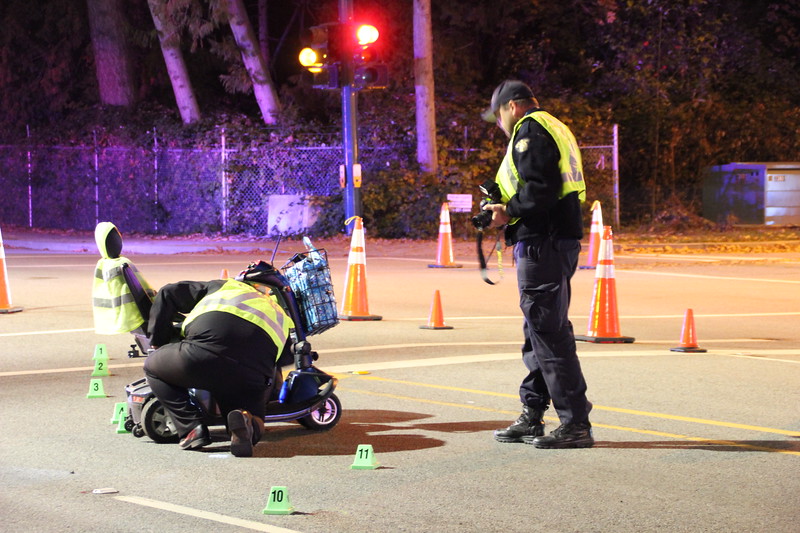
[703,162,800,225]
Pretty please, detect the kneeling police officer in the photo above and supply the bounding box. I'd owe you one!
[144,262,293,457]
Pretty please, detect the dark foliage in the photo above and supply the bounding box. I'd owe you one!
[1,0,798,234]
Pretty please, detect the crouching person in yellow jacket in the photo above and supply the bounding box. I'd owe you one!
[144,261,293,457]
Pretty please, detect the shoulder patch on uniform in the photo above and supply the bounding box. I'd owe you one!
[514,138,530,153]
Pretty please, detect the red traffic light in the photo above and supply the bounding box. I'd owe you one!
[352,23,386,89]
[298,22,387,90]
[356,24,379,46]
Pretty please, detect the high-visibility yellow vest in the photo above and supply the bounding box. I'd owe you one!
[92,257,155,334]
[495,111,586,226]
[181,279,294,355]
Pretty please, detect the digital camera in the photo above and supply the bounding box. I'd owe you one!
[471,180,502,229]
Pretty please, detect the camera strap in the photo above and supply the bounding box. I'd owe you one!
[477,230,504,285]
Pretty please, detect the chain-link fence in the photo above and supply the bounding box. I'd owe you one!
[0,139,356,235]
[0,127,618,236]
[581,143,618,228]
[0,143,223,234]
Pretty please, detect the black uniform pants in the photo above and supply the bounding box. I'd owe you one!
[143,340,272,438]
[515,236,591,426]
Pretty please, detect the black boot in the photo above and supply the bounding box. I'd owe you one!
[525,422,594,449]
[494,405,546,443]
[228,410,256,457]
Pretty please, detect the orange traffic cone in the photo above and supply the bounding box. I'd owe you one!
[420,290,453,330]
[579,201,603,269]
[0,227,23,314]
[339,217,382,321]
[670,309,707,353]
[429,202,462,268]
[575,226,634,343]
[220,268,229,279]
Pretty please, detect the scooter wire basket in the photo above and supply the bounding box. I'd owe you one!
[281,244,339,336]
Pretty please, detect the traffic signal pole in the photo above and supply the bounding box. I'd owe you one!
[342,85,360,233]
[339,0,360,234]
[299,3,386,234]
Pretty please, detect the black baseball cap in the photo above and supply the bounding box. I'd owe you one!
[481,80,535,123]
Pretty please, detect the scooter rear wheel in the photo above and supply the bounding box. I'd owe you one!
[142,398,180,443]
[298,393,341,430]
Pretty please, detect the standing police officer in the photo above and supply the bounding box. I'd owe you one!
[482,80,594,449]
[144,262,293,457]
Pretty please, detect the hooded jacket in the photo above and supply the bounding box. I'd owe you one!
[91,222,155,334]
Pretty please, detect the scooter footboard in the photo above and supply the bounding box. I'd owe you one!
[264,368,337,422]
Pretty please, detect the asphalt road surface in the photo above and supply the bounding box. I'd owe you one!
[2,241,799,532]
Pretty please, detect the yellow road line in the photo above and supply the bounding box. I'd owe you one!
[596,423,800,454]
[337,375,800,452]
[340,388,800,456]
[349,374,799,436]
[596,405,800,436]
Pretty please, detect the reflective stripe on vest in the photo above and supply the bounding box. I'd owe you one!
[181,279,293,352]
[495,111,586,225]
[92,257,153,334]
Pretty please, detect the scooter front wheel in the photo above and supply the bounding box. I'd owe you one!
[298,393,341,430]
[142,398,180,443]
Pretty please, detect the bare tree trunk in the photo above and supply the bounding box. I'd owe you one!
[146,0,201,124]
[225,0,280,124]
[413,0,437,174]
[86,0,136,106]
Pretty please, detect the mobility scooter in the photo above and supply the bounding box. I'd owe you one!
[107,235,342,444]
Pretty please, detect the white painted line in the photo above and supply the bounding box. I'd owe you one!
[576,349,800,361]
[393,312,800,322]
[114,495,301,533]
[631,338,772,344]
[3,311,797,339]
[326,353,519,372]
[369,352,623,372]
[2,343,797,379]
[4,261,98,267]
[6,259,263,269]
[619,255,719,263]
[0,328,94,337]
[622,269,800,284]
[320,341,520,354]
[620,253,770,262]
[4,255,74,259]
[716,351,800,364]
[616,312,800,319]
[392,316,520,321]
[325,348,800,374]
[380,256,482,265]
[319,338,773,357]
[0,362,143,378]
